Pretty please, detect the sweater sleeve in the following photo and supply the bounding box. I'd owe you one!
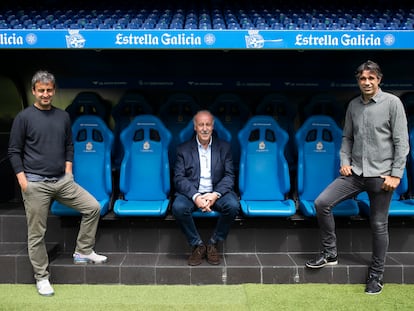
[8,113,26,174]
[64,113,74,163]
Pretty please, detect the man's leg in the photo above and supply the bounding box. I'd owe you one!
[365,177,393,292]
[209,191,240,244]
[171,194,207,266]
[22,182,53,281]
[307,174,362,268]
[54,174,101,255]
[171,193,203,246]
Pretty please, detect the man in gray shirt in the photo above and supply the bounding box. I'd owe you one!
[305,60,409,295]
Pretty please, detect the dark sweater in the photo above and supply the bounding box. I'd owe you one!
[8,104,74,177]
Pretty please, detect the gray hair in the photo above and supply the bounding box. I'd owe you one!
[31,70,56,90]
[354,60,383,80]
[193,110,215,125]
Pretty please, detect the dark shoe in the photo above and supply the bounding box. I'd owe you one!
[206,244,221,265]
[188,245,206,266]
[306,253,338,268]
[365,274,384,295]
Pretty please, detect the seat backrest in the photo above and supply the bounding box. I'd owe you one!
[66,91,111,124]
[209,93,251,165]
[119,115,171,200]
[71,115,114,200]
[158,93,200,164]
[178,116,232,144]
[238,115,290,200]
[256,93,297,166]
[111,91,153,168]
[303,93,344,127]
[357,169,408,202]
[256,93,296,134]
[401,92,414,129]
[410,129,414,195]
[295,115,342,201]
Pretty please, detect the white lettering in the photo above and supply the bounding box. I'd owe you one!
[115,33,159,45]
[0,33,24,45]
[295,34,339,46]
[341,34,381,46]
[295,33,381,47]
[161,33,202,45]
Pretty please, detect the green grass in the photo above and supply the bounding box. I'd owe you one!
[0,284,413,311]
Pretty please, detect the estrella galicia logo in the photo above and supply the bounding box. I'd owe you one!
[204,33,216,45]
[25,33,37,45]
[383,34,395,46]
[65,30,86,48]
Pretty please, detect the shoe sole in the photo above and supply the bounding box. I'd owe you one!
[306,260,338,269]
[207,259,221,265]
[38,291,54,297]
[73,259,108,265]
[365,285,384,295]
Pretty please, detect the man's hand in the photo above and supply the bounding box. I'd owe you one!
[195,192,220,212]
[339,165,353,176]
[16,172,28,192]
[380,175,400,192]
[195,195,212,212]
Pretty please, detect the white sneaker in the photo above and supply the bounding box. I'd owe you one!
[36,279,54,296]
[73,251,107,264]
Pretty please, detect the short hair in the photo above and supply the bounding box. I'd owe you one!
[193,110,215,125]
[31,70,56,90]
[354,60,383,80]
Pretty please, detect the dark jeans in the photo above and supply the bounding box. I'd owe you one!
[172,192,240,247]
[314,173,393,276]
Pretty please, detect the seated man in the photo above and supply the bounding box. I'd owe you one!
[172,110,240,266]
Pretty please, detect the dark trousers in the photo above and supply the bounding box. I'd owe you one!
[314,173,393,276]
[172,192,240,247]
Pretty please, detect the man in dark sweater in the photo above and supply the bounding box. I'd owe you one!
[8,70,107,297]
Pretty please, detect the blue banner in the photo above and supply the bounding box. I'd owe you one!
[0,29,413,49]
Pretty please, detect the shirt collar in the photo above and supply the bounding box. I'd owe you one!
[196,135,212,148]
[359,88,383,104]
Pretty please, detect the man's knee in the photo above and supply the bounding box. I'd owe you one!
[171,197,192,218]
[221,199,240,217]
[314,196,331,215]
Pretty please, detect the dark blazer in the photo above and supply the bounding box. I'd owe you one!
[174,136,235,200]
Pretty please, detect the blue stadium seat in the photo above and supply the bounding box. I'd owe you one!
[209,93,251,167]
[295,115,359,217]
[410,129,414,198]
[113,115,171,217]
[159,93,201,165]
[51,115,114,216]
[111,91,153,169]
[357,170,413,216]
[238,115,296,217]
[401,92,414,129]
[303,93,345,127]
[65,91,111,124]
[256,93,297,167]
[178,116,232,218]
[178,115,232,144]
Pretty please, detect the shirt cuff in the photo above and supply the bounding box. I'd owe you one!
[192,193,201,202]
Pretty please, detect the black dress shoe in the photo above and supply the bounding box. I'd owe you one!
[365,274,384,295]
[306,253,338,268]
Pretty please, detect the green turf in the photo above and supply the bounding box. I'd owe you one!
[0,284,413,311]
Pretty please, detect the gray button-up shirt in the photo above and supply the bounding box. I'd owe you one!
[340,89,409,178]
